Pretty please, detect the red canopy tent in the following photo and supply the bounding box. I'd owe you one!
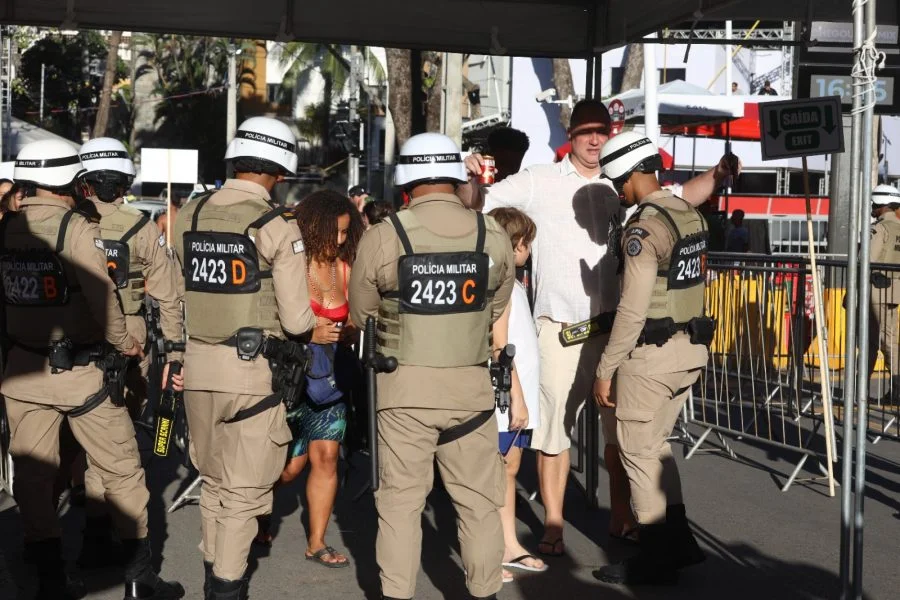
[661,102,762,141]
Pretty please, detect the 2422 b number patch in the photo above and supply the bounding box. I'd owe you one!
[0,250,70,306]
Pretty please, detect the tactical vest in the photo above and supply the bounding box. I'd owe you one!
[98,204,149,315]
[0,207,90,342]
[180,194,285,343]
[377,210,499,367]
[627,200,708,325]
[872,215,900,301]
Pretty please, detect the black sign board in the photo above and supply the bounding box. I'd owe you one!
[797,22,900,115]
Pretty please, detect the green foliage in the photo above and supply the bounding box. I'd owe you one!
[278,42,349,97]
[296,101,328,144]
[12,30,128,141]
[136,34,255,182]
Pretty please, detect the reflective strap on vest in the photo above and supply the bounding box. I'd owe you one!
[119,213,150,246]
[120,212,150,289]
[0,210,82,294]
[636,202,708,278]
[189,193,287,281]
[388,210,486,256]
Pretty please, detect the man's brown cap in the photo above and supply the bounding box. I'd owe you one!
[568,99,612,136]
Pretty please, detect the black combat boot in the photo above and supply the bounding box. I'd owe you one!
[25,538,86,600]
[77,515,124,569]
[122,538,185,599]
[204,561,214,600]
[592,524,678,585]
[210,575,249,600]
[666,503,706,569]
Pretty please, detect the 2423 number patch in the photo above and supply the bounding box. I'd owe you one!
[398,251,489,315]
[183,231,263,294]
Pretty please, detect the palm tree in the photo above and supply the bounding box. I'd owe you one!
[619,44,644,93]
[93,30,123,137]
[277,43,350,145]
[137,34,255,181]
[385,48,412,146]
[551,58,575,128]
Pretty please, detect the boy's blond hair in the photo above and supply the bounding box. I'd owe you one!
[487,207,536,247]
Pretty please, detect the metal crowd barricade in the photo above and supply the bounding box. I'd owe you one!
[687,252,834,491]
[828,259,900,443]
[686,252,900,490]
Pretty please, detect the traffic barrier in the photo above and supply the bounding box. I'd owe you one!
[688,253,831,491]
[686,252,900,492]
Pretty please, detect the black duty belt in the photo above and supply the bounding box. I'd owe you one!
[14,342,104,366]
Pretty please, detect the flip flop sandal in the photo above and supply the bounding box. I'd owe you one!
[537,538,565,557]
[503,554,549,572]
[306,546,350,569]
[502,570,514,583]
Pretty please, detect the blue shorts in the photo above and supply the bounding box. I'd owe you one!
[499,429,532,455]
[286,400,347,458]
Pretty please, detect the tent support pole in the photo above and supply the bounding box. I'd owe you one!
[840,0,865,597]
[852,0,878,596]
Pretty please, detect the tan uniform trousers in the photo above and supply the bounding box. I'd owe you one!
[84,315,151,517]
[615,368,702,525]
[531,318,616,455]
[185,391,291,581]
[375,408,505,599]
[6,395,149,541]
[868,302,900,392]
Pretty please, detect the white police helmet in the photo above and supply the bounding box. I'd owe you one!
[394,133,467,187]
[14,140,84,189]
[224,117,298,175]
[599,131,661,182]
[79,137,135,178]
[872,184,900,206]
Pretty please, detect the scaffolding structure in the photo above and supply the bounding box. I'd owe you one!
[666,22,795,94]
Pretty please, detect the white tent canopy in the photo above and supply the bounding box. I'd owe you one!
[2,117,81,159]
[6,1,899,56]
[606,79,745,126]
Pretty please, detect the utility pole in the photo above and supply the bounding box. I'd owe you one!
[39,63,46,123]
[226,41,238,143]
[347,46,362,190]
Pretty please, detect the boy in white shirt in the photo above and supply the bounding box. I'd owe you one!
[488,207,548,578]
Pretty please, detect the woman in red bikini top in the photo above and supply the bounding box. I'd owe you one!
[255,190,364,564]
[299,194,364,340]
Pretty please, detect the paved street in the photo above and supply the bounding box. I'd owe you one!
[2,422,899,600]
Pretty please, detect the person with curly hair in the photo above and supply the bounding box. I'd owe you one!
[0,182,24,217]
[255,190,364,569]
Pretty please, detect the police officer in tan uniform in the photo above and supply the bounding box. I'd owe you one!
[0,140,184,599]
[74,136,185,566]
[173,117,316,600]
[868,184,900,397]
[591,132,709,585]
[349,133,515,600]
